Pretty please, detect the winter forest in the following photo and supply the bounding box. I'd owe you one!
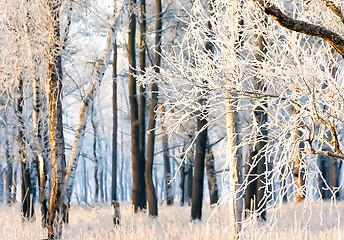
[1,0,344,239]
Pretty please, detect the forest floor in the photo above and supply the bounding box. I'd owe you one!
[0,200,343,239]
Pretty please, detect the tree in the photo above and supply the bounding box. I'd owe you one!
[145,0,163,217]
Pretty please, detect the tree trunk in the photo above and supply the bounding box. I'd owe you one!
[5,137,13,204]
[191,112,207,220]
[13,165,17,202]
[255,106,268,220]
[83,156,87,203]
[138,0,147,209]
[16,78,35,221]
[145,0,162,217]
[91,106,99,203]
[205,138,218,206]
[179,165,185,206]
[160,106,173,205]
[112,36,120,223]
[128,0,144,213]
[47,9,66,238]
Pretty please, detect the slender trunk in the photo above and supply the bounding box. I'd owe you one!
[91,106,99,203]
[225,91,240,239]
[138,0,147,209]
[245,149,258,212]
[205,138,218,206]
[191,112,207,220]
[254,106,267,220]
[5,137,13,204]
[16,78,35,221]
[112,38,118,204]
[145,80,159,216]
[83,156,87,203]
[160,106,173,205]
[128,0,143,213]
[145,0,162,217]
[13,165,17,202]
[180,164,185,206]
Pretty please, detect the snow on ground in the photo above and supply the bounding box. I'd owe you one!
[0,200,343,239]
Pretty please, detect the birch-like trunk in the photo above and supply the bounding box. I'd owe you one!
[225,92,239,239]
[63,1,124,212]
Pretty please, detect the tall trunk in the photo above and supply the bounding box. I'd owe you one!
[205,138,218,206]
[179,165,185,206]
[255,106,267,220]
[13,165,17,202]
[5,137,13,204]
[160,106,173,205]
[91,105,99,203]
[17,78,35,220]
[112,35,120,223]
[128,0,143,213]
[225,91,242,238]
[145,0,162,217]
[47,0,66,234]
[145,79,159,216]
[245,149,258,212]
[191,111,208,220]
[112,39,118,204]
[83,156,87,203]
[138,0,147,209]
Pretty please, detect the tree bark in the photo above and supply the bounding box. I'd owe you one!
[91,105,99,203]
[160,105,173,205]
[128,0,143,212]
[5,136,13,204]
[17,78,35,220]
[138,0,147,209]
[205,138,218,206]
[145,0,163,217]
[191,110,208,220]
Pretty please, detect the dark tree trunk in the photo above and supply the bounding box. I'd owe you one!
[205,138,218,206]
[138,0,147,209]
[13,165,17,202]
[191,116,208,220]
[161,106,173,205]
[145,0,163,217]
[128,0,144,212]
[5,138,13,204]
[245,149,258,213]
[91,106,99,203]
[255,106,268,221]
[17,78,35,220]
[112,39,118,205]
[179,165,185,206]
